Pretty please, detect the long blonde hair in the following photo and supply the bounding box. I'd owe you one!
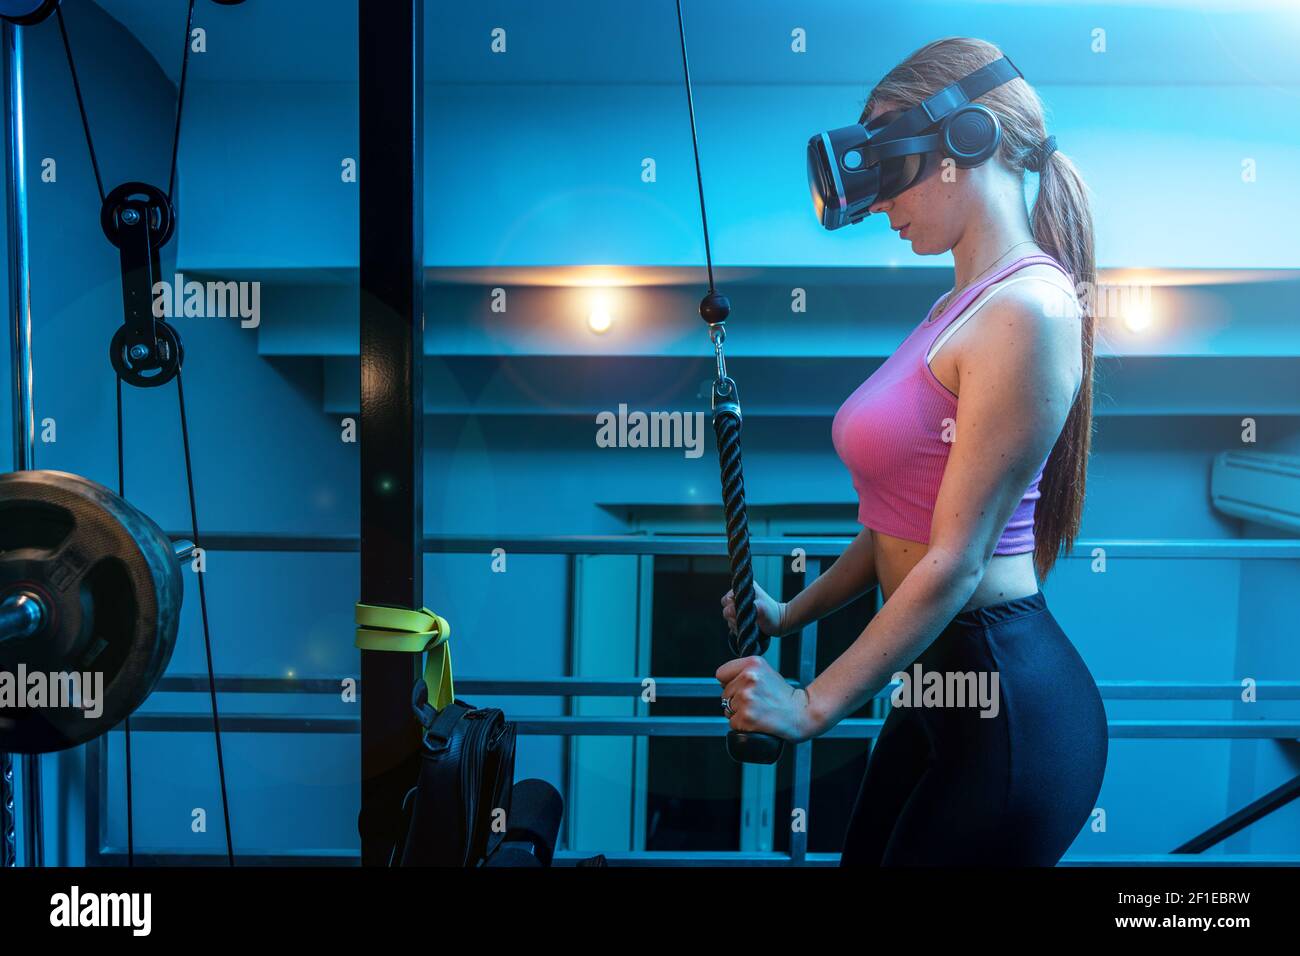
[866,37,1096,581]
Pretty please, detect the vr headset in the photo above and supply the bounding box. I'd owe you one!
[807,56,1023,230]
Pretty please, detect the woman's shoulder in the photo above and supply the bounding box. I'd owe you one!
[986,258,1081,318]
[961,267,1084,389]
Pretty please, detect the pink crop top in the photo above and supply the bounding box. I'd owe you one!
[831,254,1075,556]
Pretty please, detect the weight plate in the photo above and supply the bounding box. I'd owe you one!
[0,470,182,754]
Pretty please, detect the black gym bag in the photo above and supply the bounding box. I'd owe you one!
[396,685,518,867]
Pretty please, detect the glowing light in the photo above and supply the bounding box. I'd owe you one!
[1122,302,1154,333]
[588,292,613,333]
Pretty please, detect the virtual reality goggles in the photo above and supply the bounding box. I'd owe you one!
[806,56,1023,230]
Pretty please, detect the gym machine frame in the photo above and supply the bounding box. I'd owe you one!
[356,0,426,866]
[0,0,238,867]
[2,15,35,869]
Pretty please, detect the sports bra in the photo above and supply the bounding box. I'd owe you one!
[831,254,1078,555]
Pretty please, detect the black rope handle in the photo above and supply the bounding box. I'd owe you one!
[711,381,783,765]
[675,0,784,765]
[713,400,761,659]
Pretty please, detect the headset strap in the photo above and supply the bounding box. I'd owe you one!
[878,57,1023,141]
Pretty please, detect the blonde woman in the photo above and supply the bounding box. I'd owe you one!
[719,37,1106,865]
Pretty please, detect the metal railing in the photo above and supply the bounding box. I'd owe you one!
[82,531,1300,866]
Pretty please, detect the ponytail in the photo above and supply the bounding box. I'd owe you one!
[1027,149,1096,580]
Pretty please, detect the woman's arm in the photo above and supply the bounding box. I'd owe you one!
[777,527,879,636]
[797,285,1082,736]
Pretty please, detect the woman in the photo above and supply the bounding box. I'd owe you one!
[717,37,1107,865]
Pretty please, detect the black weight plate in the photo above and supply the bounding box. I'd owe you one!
[0,470,182,754]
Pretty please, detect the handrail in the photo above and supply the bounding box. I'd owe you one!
[99,533,1300,866]
[151,674,1300,700]
[162,531,1300,559]
[112,713,1300,739]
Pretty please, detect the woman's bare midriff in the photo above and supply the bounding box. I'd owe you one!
[870,528,1039,611]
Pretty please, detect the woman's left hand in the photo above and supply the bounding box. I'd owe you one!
[716,656,820,743]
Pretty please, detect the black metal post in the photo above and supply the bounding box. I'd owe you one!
[1173,772,1300,854]
[788,558,821,863]
[357,1,425,866]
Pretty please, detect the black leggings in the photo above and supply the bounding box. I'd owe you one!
[840,590,1108,866]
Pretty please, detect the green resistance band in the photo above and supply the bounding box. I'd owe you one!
[355,604,454,712]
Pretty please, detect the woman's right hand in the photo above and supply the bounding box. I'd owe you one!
[720,582,785,639]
